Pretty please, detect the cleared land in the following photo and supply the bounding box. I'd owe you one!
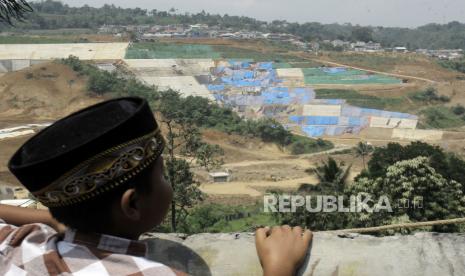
[0,43,129,60]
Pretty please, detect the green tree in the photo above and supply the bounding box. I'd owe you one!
[305,157,351,193]
[166,158,204,233]
[87,71,117,94]
[156,90,224,232]
[347,157,465,233]
[351,26,374,42]
[194,144,224,172]
[366,142,465,192]
[355,141,374,170]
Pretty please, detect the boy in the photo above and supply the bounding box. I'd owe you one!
[0,97,312,275]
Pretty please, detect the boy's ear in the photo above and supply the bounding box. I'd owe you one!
[120,188,141,221]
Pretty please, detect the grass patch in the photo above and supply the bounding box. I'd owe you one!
[126,42,221,59]
[290,61,323,68]
[315,89,405,111]
[273,62,293,69]
[303,67,400,85]
[0,35,78,44]
[326,52,415,71]
[125,42,299,60]
[184,203,278,233]
[419,106,465,129]
[216,212,278,232]
[288,135,334,155]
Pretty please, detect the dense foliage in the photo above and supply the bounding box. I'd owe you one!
[410,87,450,103]
[2,1,465,50]
[364,142,465,190]
[347,157,465,233]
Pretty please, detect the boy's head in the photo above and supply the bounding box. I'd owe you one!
[8,97,172,237]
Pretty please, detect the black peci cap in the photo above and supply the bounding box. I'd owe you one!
[8,97,165,208]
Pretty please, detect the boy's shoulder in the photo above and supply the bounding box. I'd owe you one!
[0,219,186,276]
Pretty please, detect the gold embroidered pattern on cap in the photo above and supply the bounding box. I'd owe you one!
[34,129,165,207]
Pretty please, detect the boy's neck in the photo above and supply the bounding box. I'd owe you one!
[75,226,142,240]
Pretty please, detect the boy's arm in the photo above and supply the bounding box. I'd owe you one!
[0,204,66,232]
[255,226,313,276]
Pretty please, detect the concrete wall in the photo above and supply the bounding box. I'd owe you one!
[303,105,342,116]
[11,60,31,71]
[0,60,9,73]
[126,59,214,77]
[0,43,129,60]
[392,129,444,141]
[125,59,214,70]
[0,60,49,73]
[369,117,418,129]
[142,232,465,276]
[140,76,214,100]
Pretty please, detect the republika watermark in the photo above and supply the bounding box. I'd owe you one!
[263,193,423,213]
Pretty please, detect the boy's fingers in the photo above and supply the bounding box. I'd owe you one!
[255,227,269,244]
[303,230,313,245]
[293,226,303,235]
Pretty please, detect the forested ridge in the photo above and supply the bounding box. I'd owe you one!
[2,0,465,50]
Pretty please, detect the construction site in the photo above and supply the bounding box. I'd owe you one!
[122,56,441,142]
[1,41,465,200]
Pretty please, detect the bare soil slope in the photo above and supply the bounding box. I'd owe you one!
[0,63,103,185]
[0,62,101,123]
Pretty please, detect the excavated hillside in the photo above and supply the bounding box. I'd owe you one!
[0,63,103,184]
[0,62,101,125]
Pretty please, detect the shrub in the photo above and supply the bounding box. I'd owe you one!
[452,104,465,115]
[411,87,450,103]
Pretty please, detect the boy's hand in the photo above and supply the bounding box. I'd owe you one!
[255,226,313,276]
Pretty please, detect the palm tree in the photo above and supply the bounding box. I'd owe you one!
[355,141,374,170]
[0,0,32,24]
[305,157,352,193]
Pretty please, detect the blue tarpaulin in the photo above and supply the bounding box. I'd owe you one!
[305,116,339,125]
[258,62,273,70]
[289,116,339,125]
[208,84,225,91]
[208,61,418,139]
[302,126,326,137]
[323,67,347,74]
[348,117,362,126]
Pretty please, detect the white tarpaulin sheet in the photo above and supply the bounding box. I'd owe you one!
[276,68,304,78]
[302,105,342,116]
[369,117,418,129]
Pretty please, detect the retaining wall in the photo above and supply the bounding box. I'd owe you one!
[392,129,444,141]
[142,232,465,276]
